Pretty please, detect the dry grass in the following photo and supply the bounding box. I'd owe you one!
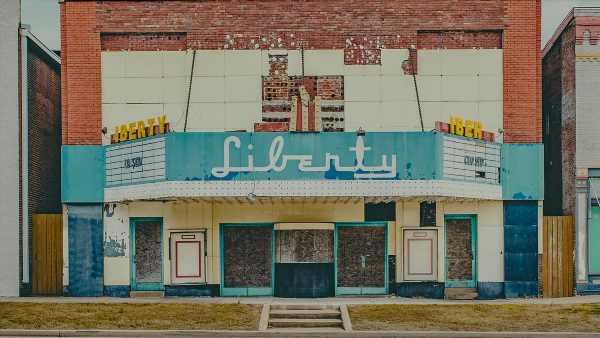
[0,303,260,330]
[349,304,600,332]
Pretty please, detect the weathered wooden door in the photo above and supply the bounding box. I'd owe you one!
[542,216,574,297]
[32,214,63,296]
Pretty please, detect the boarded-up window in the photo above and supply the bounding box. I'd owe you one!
[223,226,272,288]
[275,230,333,263]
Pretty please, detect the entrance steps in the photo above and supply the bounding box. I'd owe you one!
[445,287,478,300]
[129,291,164,298]
[261,304,351,331]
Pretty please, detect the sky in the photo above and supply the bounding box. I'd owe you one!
[19,0,600,52]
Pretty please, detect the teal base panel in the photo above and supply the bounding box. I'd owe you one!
[335,287,386,296]
[221,287,272,297]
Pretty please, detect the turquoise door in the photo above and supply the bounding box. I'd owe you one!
[588,207,600,274]
[445,215,477,288]
[220,224,274,297]
[335,223,388,296]
[130,218,164,291]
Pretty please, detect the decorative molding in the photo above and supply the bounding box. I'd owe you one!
[104,179,501,202]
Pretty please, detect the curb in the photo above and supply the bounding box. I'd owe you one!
[2,329,600,337]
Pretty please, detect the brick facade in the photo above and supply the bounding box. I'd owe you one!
[61,0,541,145]
[27,41,62,215]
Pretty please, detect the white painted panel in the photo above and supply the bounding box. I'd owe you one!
[477,101,503,138]
[176,242,201,276]
[381,49,409,75]
[416,75,442,101]
[287,49,303,76]
[101,52,126,78]
[190,76,225,103]
[418,49,442,76]
[224,76,261,102]
[403,228,438,281]
[224,50,262,76]
[380,101,420,131]
[125,78,163,103]
[478,75,502,101]
[102,78,128,104]
[104,257,130,285]
[420,101,444,130]
[194,50,225,76]
[184,103,226,131]
[344,101,381,131]
[477,49,503,76]
[225,102,261,131]
[441,101,478,120]
[304,50,344,76]
[441,50,480,75]
[344,64,382,75]
[477,201,503,282]
[441,75,478,101]
[345,75,381,102]
[381,76,414,102]
[125,51,163,78]
[163,51,194,77]
[163,77,189,104]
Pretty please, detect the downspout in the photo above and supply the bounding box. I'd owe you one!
[19,26,29,286]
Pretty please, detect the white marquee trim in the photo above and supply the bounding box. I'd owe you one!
[104,180,502,202]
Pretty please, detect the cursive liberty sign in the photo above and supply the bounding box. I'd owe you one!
[211,135,397,179]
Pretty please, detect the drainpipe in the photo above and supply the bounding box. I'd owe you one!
[19,25,29,286]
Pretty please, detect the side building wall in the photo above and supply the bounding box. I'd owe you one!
[0,0,20,296]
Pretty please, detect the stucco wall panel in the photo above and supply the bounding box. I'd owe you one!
[576,59,600,169]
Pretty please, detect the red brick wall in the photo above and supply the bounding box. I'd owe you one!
[61,0,541,144]
[61,1,101,145]
[575,16,600,45]
[503,0,542,143]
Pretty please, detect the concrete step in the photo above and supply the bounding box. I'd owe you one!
[445,287,478,300]
[268,318,344,328]
[270,304,339,310]
[129,291,164,298]
[269,309,341,319]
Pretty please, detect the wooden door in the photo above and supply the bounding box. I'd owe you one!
[32,214,63,296]
[542,216,574,297]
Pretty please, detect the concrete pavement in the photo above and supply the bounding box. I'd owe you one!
[2,295,600,305]
[1,330,600,337]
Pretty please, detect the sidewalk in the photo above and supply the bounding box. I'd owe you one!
[2,295,600,305]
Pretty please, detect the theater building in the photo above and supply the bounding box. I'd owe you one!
[60,0,542,298]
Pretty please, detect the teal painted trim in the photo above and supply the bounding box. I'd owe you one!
[444,214,478,288]
[433,132,445,180]
[62,145,104,203]
[130,217,164,291]
[501,143,544,200]
[219,223,274,297]
[334,222,388,296]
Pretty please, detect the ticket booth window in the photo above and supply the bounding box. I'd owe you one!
[170,231,206,284]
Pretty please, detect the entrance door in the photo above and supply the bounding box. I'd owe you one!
[31,214,63,296]
[335,223,387,295]
[131,218,163,291]
[445,215,477,288]
[221,224,274,296]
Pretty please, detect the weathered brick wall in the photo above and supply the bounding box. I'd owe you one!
[27,41,62,215]
[61,1,101,145]
[561,24,577,216]
[503,0,542,143]
[61,0,541,144]
[542,27,565,216]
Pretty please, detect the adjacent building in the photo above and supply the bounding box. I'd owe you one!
[543,7,600,294]
[61,0,542,299]
[0,0,62,296]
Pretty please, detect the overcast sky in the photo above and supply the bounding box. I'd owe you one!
[19,0,600,52]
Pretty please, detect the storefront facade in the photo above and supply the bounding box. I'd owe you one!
[60,0,542,298]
